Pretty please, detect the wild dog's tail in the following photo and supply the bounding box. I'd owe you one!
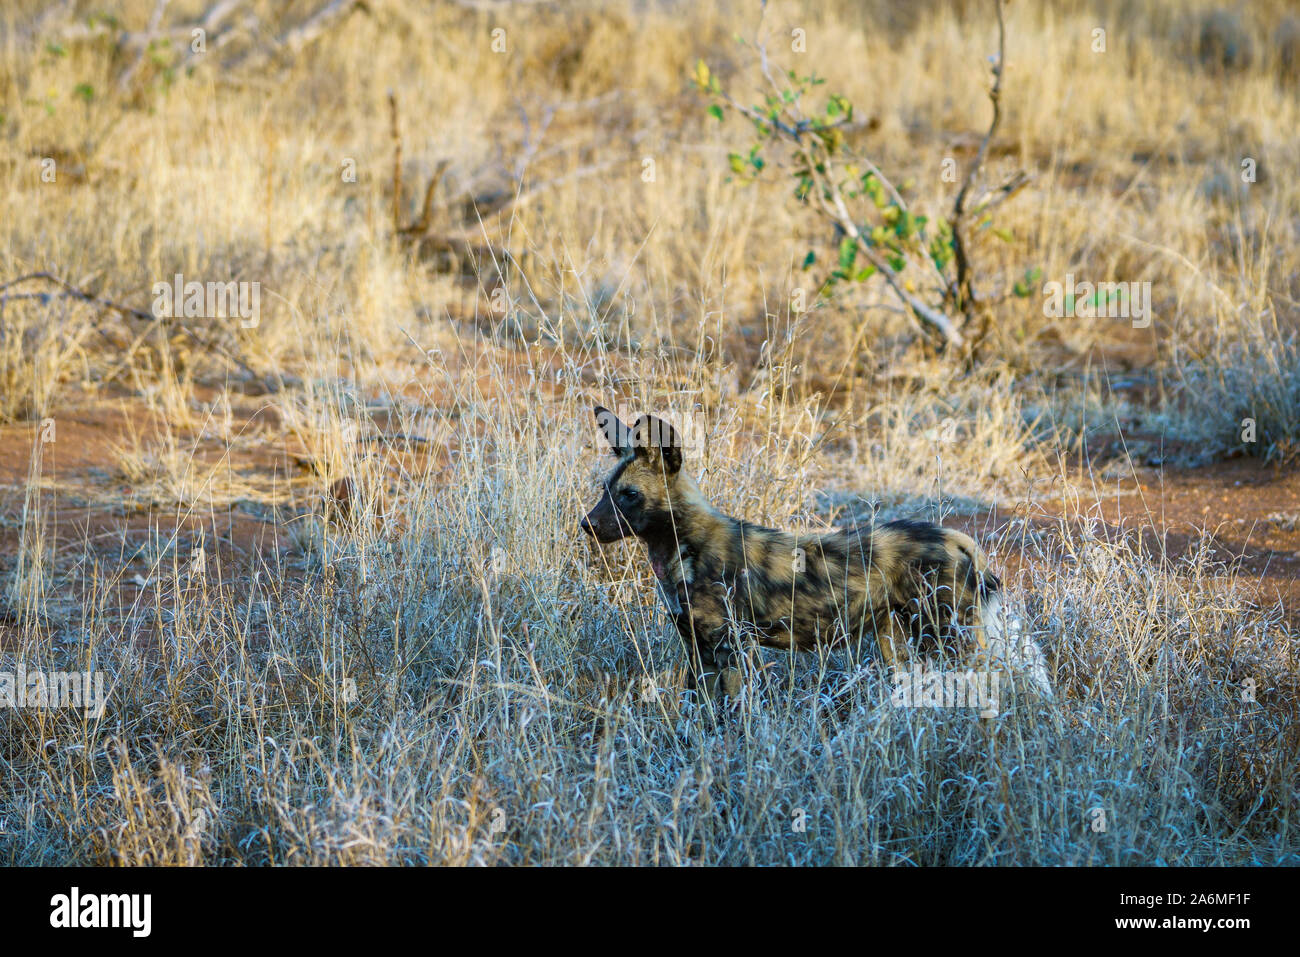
[949,530,1054,700]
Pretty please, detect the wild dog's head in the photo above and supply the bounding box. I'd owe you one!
[580,406,686,543]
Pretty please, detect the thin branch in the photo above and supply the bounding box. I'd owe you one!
[279,0,363,55]
[0,272,153,320]
[401,160,452,237]
[0,272,260,380]
[53,0,244,52]
[949,0,1007,325]
[389,91,404,234]
[824,189,965,347]
[116,0,170,91]
[969,170,1032,219]
[223,0,368,70]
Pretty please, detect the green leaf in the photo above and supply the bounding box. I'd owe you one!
[74,83,94,103]
[707,104,724,122]
[1013,268,1042,298]
[728,153,746,175]
[838,238,857,270]
[802,250,816,270]
[817,127,844,153]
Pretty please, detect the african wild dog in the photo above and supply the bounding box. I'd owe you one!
[580,407,1053,703]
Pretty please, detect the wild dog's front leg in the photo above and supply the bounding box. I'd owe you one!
[671,612,741,701]
[706,629,743,699]
[873,608,912,672]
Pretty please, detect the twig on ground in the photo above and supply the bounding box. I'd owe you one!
[0,272,259,382]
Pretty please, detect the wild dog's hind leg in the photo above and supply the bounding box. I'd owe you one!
[872,608,912,672]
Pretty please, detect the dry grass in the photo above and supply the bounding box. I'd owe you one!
[0,0,1297,864]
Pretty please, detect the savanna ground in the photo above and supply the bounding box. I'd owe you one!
[0,0,1297,865]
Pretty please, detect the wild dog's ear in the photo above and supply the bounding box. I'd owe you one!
[632,414,683,475]
[594,406,633,456]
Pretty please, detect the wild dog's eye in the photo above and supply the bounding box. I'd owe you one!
[617,487,642,505]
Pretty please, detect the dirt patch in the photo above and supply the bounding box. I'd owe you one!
[954,456,1300,626]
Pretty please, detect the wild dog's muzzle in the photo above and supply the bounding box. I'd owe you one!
[581,493,631,543]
